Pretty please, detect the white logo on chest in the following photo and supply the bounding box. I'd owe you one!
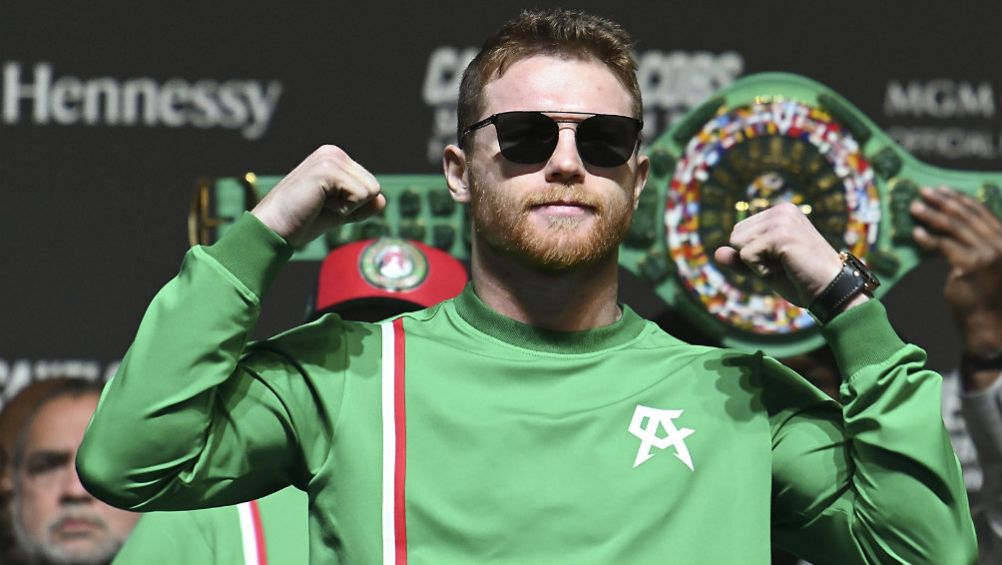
[628,405,695,471]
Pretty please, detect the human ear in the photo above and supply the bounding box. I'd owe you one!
[631,154,650,209]
[443,144,471,203]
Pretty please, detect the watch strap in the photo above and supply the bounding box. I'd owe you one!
[809,264,867,324]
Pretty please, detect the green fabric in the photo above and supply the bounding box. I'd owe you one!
[112,487,308,565]
[79,212,977,565]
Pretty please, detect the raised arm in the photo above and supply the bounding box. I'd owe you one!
[910,186,1002,392]
[716,203,977,563]
[77,145,385,510]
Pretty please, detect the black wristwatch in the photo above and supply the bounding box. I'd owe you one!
[808,251,881,324]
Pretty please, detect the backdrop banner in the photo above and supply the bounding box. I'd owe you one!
[4,1,1001,405]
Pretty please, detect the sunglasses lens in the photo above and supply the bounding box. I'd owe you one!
[494,112,558,164]
[576,115,640,167]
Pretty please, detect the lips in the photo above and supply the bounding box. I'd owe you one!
[533,199,594,208]
[50,514,105,539]
[56,518,98,533]
[523,186,603,218]
[531,201,596,216]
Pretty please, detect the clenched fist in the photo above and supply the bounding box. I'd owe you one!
[252,145,386,248]
[713,202,858,311]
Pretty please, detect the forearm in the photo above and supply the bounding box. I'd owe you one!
[960,374,1002,464]
[78,213,295,510]
[958,307,1002,392]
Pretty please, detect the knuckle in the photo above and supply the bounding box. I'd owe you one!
[315,144,347,164]
[944,198,966,214]
[774,202,799,218]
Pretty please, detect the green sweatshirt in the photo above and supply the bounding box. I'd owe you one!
[112,487,308,565]
[78,213,977,565]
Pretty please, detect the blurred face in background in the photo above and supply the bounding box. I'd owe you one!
[12,393,138,565]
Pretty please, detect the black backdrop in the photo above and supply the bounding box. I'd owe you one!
[4,1,1002,404]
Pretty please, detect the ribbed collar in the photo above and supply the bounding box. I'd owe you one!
[452,284,648,354]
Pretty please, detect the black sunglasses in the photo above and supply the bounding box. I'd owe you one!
[461,111,643,167]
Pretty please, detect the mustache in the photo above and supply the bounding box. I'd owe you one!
[522,186,603,210]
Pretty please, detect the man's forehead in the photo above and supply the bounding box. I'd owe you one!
[26,395,97,447]
[481,54,633,118]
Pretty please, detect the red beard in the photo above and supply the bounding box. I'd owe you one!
[469,178,634,271]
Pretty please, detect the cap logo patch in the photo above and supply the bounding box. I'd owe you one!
[360,239,429,292]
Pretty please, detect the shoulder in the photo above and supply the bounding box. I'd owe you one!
[632,320,752,370]
[245,314,382,368]
[646,330,833,413]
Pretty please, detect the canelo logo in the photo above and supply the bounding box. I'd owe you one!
[628,405,695,471]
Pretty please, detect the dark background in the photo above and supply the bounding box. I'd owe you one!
[3,1,1001,402]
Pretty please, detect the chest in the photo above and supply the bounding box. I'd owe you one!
[320,341,776,564]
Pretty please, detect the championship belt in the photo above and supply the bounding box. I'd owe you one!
[191,72,1002,356]
[634,72,1002,355]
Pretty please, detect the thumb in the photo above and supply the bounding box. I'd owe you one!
[713,245,740,267]
[345,194,388,222]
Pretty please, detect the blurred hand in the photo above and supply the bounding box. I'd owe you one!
[910,186,1002,357]
[252,145,386,248]
[714,202,847,308]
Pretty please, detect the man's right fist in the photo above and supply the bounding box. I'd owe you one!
[251,145,386,248]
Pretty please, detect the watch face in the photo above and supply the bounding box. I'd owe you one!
[665,98,881,335]
[842,252,881,292]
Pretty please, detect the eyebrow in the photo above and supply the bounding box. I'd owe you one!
[23,450,72,474]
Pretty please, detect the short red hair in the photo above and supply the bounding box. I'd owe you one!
[457,8,642,147]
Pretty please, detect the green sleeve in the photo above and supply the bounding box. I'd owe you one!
[77,213,336,510]
[767,300,977,564]
[112,508,237,565]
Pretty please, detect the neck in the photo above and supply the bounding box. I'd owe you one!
[470,239,622,332]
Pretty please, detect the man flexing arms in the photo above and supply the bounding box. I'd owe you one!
[78,9,976,564]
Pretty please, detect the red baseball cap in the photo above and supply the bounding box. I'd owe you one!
[314,238,468,316]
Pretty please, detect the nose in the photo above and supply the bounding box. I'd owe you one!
[544,126,586,184]
[59,465,94,503]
